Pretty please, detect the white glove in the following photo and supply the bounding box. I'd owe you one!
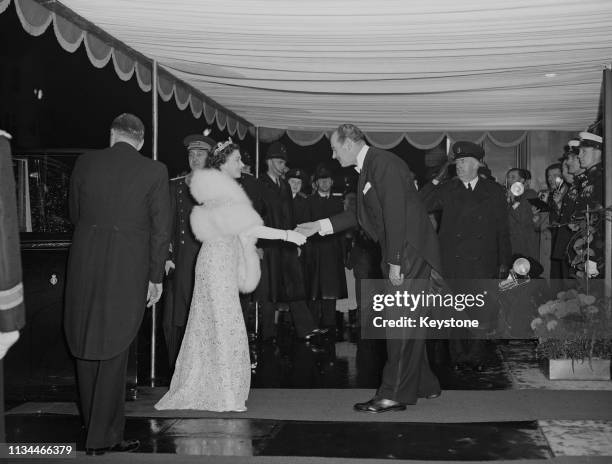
[0,331,20,360]
[165,260,175,275]
[285,230,307,246]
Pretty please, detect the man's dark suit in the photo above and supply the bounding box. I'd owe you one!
[0,135,26,442]
[64,141,171,449]
[329,146,442,403]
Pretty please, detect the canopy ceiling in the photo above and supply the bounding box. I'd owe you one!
[50,1,612,131]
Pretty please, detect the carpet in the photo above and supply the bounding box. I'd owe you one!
[8,388,612,423]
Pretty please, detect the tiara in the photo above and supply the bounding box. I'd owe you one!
[213,137,233,155]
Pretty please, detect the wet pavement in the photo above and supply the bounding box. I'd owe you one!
[6,414,552,460]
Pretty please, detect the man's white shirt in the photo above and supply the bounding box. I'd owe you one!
[318,144,369,235]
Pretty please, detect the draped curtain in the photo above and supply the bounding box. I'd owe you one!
[3,0,250,139]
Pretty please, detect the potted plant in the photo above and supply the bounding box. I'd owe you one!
[531,289,611,380]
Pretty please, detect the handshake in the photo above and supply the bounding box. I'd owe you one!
[284,222,322,246]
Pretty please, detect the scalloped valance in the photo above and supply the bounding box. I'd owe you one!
[248,127,527,149]
[3,0,250,139]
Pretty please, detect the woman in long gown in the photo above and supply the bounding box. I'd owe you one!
[155,140,306,412]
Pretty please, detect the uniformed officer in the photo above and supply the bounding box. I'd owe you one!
[163,133,215,371]
[286,168,310,223]
[421,141,511,369]
[304,164,348,336]
[550,140,585,283]
[571,131,604,279]
[256,143,317,341]
[0,130,26,442]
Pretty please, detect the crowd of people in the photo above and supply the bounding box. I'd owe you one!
[1,114,605,455]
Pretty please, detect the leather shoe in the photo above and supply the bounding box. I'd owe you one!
[354,397,406,413]
[85,448,107,456]
[425,392,441,399]
[109,439,140,453]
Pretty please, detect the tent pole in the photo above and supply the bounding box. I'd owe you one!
[255,126,260,179]
[151,59,159,386]
[254,126,260,335]
[603,66,612,301]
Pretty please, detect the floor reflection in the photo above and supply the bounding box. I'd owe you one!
[5,414,552,460]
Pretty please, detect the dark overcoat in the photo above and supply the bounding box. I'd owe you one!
[305,193,347,300]
[0,135,25,332]
[240,173,266,217]
[292,192,310,224]
[420,177,511,279]
[256,174,305,302]
[507,188,539,260]
[0,135,26,443]
[165,176,200,328]
[64,142,171,360]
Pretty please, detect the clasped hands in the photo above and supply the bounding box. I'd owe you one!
[294,222,405,286]
[294,221,321,238]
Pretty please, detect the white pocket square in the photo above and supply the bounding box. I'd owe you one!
[363,182,372,195]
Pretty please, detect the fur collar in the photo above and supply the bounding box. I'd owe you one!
[189,169,263,241]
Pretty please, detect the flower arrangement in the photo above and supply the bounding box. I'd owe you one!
[531,289,612,361]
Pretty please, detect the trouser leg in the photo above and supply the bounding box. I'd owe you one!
[76,348,130,449]
[377,336,439,404]
[288,300,316,338]
[259,301,277,340]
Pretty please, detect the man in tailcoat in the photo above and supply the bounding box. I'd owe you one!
[256,143,316,340]
[163,133,214,371]
[305,164,347,332]
[0,131,26,442]
[297,124,442,412]
[64,114,171,454]
[420,141,511,369]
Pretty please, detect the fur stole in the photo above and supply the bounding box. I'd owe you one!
[189,169,263,293]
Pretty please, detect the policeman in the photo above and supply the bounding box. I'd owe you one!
[286,168,310,223]
[305,164,347,336]
[163,133,215,371]
[256,143,318,341]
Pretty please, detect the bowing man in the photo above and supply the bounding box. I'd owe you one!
[297,124,443,413]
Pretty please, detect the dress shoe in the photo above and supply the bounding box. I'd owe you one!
[425,392,441,399]
[85,448,107,456]
[354,397,406,413]
[303,330,320,341]
[109,439,140,453]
